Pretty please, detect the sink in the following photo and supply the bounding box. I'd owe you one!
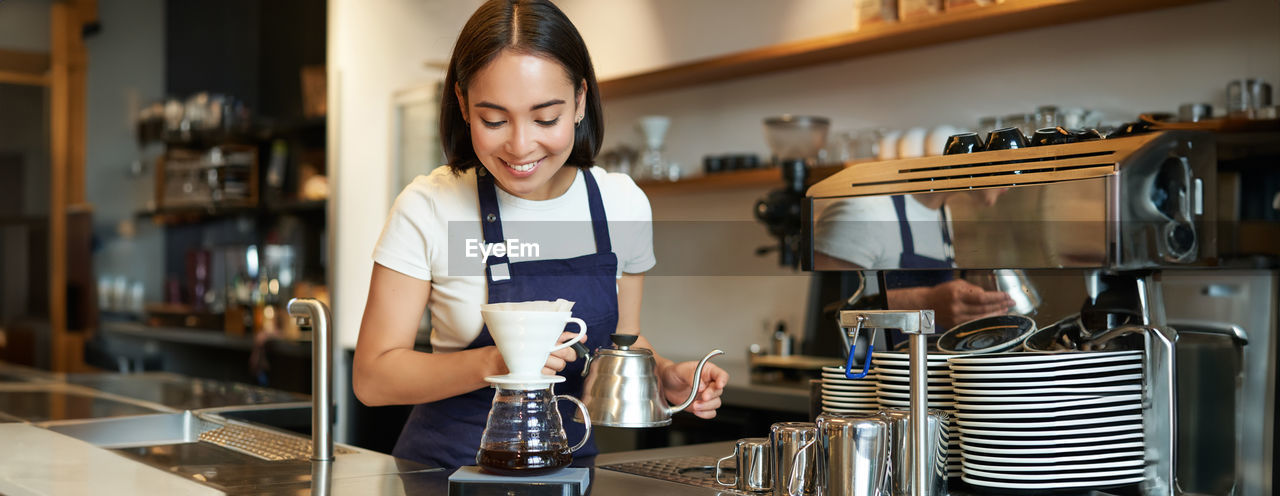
[39,411,443,493]
[42,411,215,448]
[41,410,349,460]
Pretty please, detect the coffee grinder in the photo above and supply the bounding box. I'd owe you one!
[755,115,830,269]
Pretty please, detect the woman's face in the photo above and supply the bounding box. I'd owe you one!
[461,50,584,200]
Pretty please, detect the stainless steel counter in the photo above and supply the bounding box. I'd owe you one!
[63,371,307,411]
[1,361,745,495]
[591,441,739,495]
[346,441,747,495]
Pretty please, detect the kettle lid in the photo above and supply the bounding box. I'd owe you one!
[599,333,651,357]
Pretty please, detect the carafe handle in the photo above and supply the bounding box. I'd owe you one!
[549,318,587,352]
[714,445,739,487]
[556,394,592,453]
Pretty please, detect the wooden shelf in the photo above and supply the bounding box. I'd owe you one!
[0,48,50,87]
[638,164,846,196]
[0,70,48,86]
[136,199,327,224]
[598,0,1208,99]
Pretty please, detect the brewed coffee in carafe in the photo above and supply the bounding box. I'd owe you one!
[477,384,591,476]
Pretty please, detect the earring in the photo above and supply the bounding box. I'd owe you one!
[575,115,583,127]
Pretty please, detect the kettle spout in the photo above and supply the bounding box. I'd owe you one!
[666,349,725,415]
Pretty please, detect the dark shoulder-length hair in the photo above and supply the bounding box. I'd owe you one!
[440,0,603,173]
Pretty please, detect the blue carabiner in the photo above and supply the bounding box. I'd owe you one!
[844,342,875,379]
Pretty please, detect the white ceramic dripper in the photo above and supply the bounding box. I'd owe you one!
[636,116,671,181]
[481,300,586,380]
[636,115,670,151]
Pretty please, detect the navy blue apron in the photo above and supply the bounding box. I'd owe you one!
[392,168,619,468]
[885,195,954,348]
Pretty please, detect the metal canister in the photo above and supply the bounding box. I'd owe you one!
[770,422,817,496]
[815,412,892,496]
[881,408,950,496]
[1228,78,1273,119]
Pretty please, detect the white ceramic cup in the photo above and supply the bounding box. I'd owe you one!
[877,130,903,160]
[482,309,587,378]
[897,127,928,158]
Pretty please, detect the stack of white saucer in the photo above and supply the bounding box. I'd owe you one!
[949,351,1146,493]
[819,366,879,415]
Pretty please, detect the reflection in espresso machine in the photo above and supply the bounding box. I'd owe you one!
[808,130,1217,271]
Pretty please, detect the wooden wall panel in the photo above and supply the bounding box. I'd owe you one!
[48,0,92,372]
[49,3,71,372]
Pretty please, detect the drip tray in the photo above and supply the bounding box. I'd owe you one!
[599,456,754,495]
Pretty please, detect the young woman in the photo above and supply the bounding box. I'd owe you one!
[353,0,729,469]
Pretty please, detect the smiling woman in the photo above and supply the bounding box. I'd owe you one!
[352,0,729,471]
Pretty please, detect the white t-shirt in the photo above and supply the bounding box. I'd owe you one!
[373,166,656,352]
[813,195,952,269]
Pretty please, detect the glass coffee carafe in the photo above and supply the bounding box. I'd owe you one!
[477,383,592,476]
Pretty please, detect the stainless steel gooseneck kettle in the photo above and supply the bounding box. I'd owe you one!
[574,334,723,427]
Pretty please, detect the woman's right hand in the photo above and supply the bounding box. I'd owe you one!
[541,332,587,375]
[923,279,1013,329]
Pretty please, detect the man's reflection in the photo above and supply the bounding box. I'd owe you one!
[812,190,1012,333]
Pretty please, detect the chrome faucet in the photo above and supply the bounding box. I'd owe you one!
[288,298,334,462]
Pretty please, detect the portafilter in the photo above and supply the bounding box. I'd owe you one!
[574,334,723,427]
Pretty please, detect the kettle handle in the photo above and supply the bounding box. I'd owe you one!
[556,394,592,453]
[571,342,592,377]
[667,349,725,415]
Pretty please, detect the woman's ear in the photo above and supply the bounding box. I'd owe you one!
[455,84,468,123]
[575,79,587,112]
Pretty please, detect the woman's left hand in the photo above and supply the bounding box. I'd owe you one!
[659,360,730,419]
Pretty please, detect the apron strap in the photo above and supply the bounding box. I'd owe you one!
[892,195,917,257]
[938,203,955,264]
[581,170,612,255]
[893,195,956,264]
[476,170,512,282]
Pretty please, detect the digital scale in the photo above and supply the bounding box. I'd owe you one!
[447,466,590,496]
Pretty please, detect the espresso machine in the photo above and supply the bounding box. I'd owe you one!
[803,130,1274,495]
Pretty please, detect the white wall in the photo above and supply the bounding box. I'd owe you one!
[559,0,853,80]
[330,0,1280,365]
[328,0,482,352]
